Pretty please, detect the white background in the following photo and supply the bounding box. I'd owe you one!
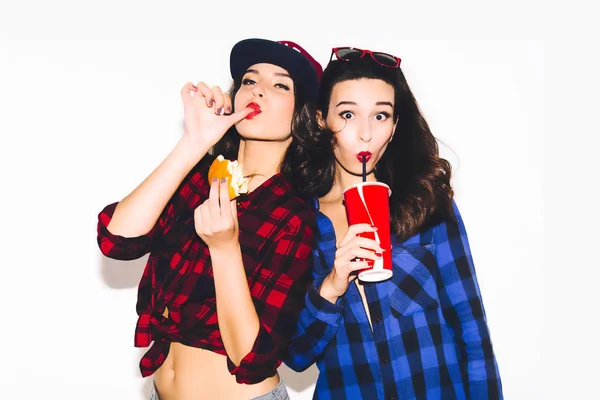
[0,1,560,399]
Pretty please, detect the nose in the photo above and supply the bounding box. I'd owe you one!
[358,120,373,143]
[251,83,264,98]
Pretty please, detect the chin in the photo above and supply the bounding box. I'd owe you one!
[238,128,292,142]
[336,158,377,177]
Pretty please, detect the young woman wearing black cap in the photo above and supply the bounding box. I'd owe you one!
[97,38,323,400]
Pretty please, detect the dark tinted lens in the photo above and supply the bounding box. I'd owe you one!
[336,48,363,61]
[373,52,398,67]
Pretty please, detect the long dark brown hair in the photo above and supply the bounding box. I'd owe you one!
[314,58,454,240]
[212,71,321,200]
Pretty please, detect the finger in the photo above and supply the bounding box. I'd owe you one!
[335,244,363,265]
[223,93,233,115]
[350,237,385,252]
[201,202,211,232]
[230,198,239,229]
[218,178,231,218]
[224,105,254,124]
[335,246,353,262]
[348,260,370,272]
[208,177,220,217]
[211,86,225,115]
[348,223,378,235]
[195,82,214,107]
[194,205,203,233]
[350,248,382,261]
[181,82,197,101]
[338,224,377,248]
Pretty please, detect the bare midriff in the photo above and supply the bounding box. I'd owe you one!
[153,341,279,400]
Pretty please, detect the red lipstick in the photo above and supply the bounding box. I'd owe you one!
[245,102,262,120]
[356,151,372,162]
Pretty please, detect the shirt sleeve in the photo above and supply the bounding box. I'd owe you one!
[435,200,503,399]
[96,158,211,261]
[226,220,315,384]
[96,201,176,261]
[283,250,345,372]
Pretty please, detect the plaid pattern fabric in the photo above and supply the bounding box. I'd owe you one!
[285,200,502,399]
[97,158,315,384]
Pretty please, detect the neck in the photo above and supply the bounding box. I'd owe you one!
[237,137,292,178]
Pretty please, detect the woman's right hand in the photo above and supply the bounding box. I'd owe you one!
[319,224,384,304]
[180,82,252,148]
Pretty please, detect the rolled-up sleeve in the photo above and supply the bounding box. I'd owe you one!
[226,221,314,384]
[97,201,175,261]
[435,201,503,399]
[284,275,345,372]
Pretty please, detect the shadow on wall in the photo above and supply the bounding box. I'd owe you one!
[279,363,319,395]
[100,253,149,289]
[139,347,153,400]
[97,252,153,398]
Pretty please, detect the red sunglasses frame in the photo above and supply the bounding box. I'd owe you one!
[330,47,401,68]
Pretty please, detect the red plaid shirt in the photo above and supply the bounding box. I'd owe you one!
[97,158,315,384]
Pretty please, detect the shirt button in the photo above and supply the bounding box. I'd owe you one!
[382,358,390,364]
[388,397,396,400]
[374,317,382,323]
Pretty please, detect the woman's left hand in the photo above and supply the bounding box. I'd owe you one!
[195,177,239,251]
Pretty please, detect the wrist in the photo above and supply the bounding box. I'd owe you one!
[318,275,341,304]
[176,135,212,161]
[209,241,241,259]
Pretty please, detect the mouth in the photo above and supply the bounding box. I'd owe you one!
[356,151,372,163]
[245,102,262,120]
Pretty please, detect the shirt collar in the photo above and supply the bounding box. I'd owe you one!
[310,197,320,212]
[237,173,289,212]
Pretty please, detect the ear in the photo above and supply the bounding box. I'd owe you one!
[316,110,326,129]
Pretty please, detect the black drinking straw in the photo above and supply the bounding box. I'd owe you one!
[362,155,367,182]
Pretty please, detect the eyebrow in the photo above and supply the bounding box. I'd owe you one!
[245,68,292,79]
[335,101,394,107]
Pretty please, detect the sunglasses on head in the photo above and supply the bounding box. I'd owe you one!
[330,47,401,68]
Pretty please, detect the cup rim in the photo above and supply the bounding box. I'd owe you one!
[343,181,392,196]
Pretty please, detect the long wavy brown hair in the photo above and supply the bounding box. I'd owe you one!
[313,58,454,241]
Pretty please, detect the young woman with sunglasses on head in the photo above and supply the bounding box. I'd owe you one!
[284,47,503,399]
[97,38,323,400]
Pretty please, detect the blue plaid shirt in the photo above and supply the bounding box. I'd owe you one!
[285,199,502,400]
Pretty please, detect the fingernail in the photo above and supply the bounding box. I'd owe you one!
[221,177,227,183]
[227,106,232,113]
[216,107,223,115]
[375,252,383,257]
[212,178,218,183]
[372,226,378,230]
[209,100,214,106]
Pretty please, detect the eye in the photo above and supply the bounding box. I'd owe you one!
[339,111,354,120]
[374,112,391,121]
[275,83,291,91]
[242,78,256,85]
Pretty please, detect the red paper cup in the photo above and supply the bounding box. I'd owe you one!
[343,182,392,282]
